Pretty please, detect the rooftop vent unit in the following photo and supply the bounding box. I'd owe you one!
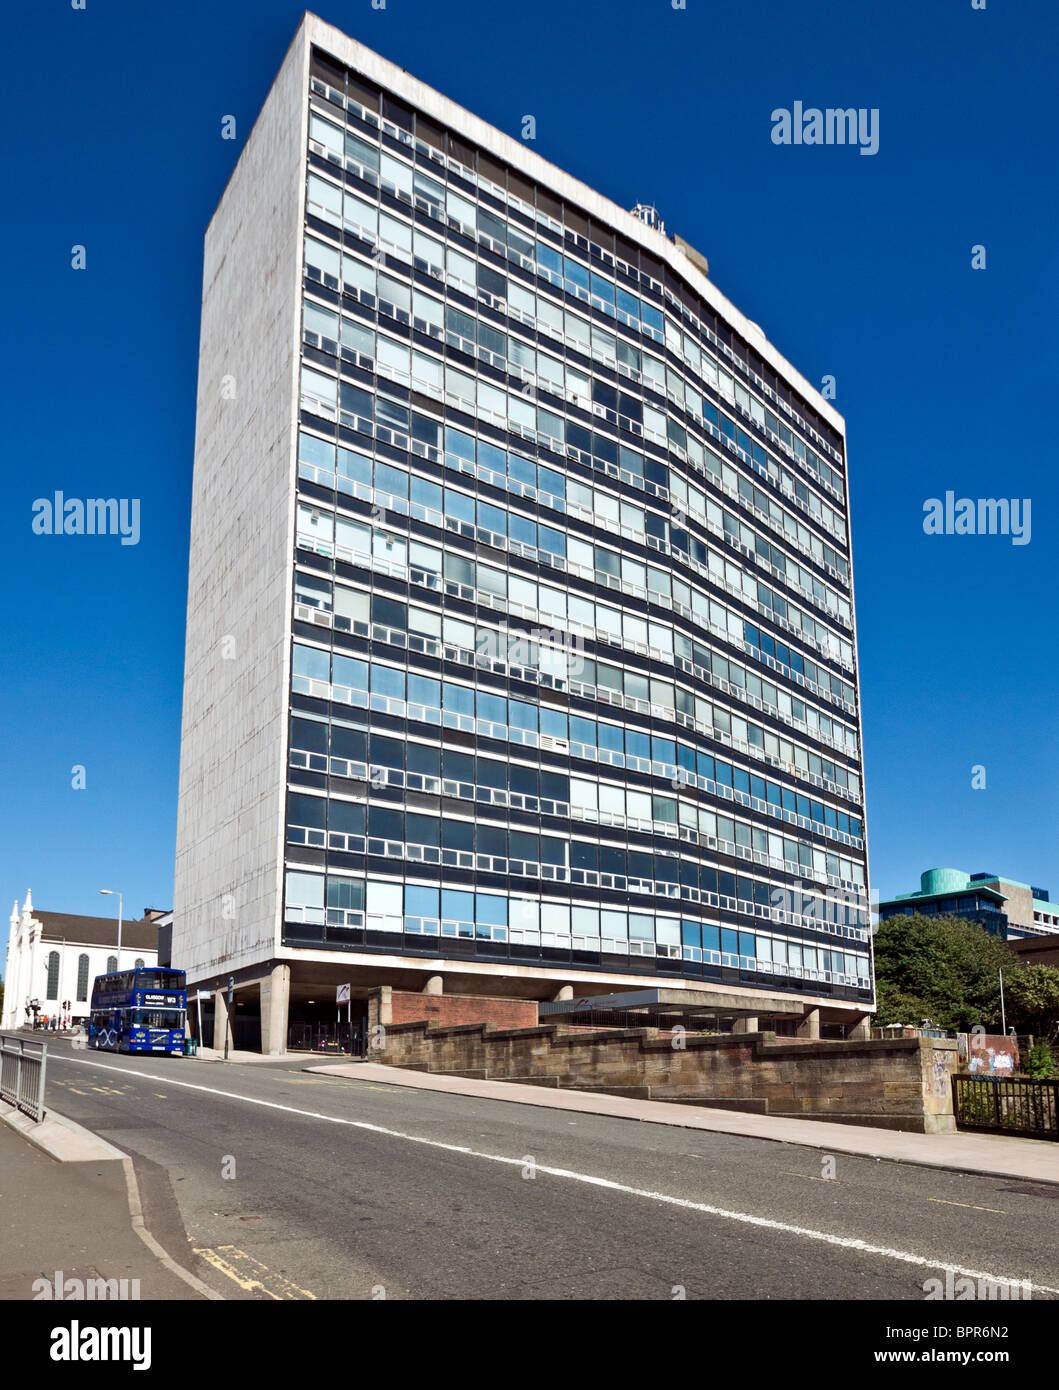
[631,203,666,235]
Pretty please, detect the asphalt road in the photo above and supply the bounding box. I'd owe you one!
[40,1039,1059,1302]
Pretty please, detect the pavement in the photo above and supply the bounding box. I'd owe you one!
[310,1060,1059,1186]
[0,1107,209,1300]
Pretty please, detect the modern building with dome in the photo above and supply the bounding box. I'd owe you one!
[879,868,1059,941]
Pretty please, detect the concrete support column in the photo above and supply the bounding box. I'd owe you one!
[213,987,231,1053]
[422,975,443,995]
[733,1016,759,1034]
[260,964,290,1056]
[798,1008,821,1040]
[848,1013,871,1041]
[368,985,393,1042]
[553,985,574,1001]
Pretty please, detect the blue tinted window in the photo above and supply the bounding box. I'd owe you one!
[370,664,404,699]
[445,426,475,459]
[640,302,664,335]
[651,737,676,764]
[442,889,474,923]
[508,455,536,487]
[406,885,438,920]
[616,287,640,320]
[539,707,568,739]
[478,501,507,535]
[508,513,536,547]
[407,674,439,707]
[478,441,507,473]
[625,730,650,761]
[538,467,565,500]
[411,475,443,511]
[597,723,623,753]
[476,894,507,927]
[535,242,562,274]
[563,257,589,291]
[571,716,596,746]
[590,273,614,303]
[444,490,475,525]
[538,525,565,557]
[300,432,335,467]
[443,682,474,714]
[508,700,537,732]
[477,691,507,724]
[293,644,329,681]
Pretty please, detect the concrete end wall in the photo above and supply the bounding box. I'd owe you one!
[173,30,309,982]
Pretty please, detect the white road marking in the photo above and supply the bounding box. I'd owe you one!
[53,1053,1057,1296]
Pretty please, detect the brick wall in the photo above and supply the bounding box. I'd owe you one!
[373,989,538,1032]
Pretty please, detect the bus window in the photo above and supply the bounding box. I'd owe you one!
[134,970,181,990]
[132,1009,185,1029]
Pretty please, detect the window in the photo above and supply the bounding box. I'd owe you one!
[134,958,145,970]
[46,950,60,1000]
[76,954,90,1002]
[106,955,118,974]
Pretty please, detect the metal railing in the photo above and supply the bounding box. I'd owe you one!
[952,1075,1059,1140]
[288,1022,366,1058]
[0,1032,48,1123]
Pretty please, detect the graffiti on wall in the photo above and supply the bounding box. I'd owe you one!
[957,1032,1019,1075]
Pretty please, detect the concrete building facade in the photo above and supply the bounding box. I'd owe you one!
[173,14,872,1051]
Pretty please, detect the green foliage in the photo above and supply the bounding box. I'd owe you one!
[1005,966,1059,1042]
[1023,1037,1056,1080]
[873,914,1011,1032]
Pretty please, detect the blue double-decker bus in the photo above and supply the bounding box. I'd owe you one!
[89,967,187,1055]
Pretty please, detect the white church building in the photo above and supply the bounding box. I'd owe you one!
[3,891,170,1030]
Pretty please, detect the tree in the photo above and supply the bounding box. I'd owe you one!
[872,914,1012,1032]
[1024,1038,1056,1080]
[1004,966,1059,1042]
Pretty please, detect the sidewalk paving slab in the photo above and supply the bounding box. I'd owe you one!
[0,1109,206,1301]
[309,1061,1059,1186]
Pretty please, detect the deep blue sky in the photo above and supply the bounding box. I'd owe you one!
[1,0,1056,949]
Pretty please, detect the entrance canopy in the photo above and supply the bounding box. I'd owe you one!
[539,987,805,1030]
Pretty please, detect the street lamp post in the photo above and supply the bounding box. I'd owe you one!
[99,889,124,971]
